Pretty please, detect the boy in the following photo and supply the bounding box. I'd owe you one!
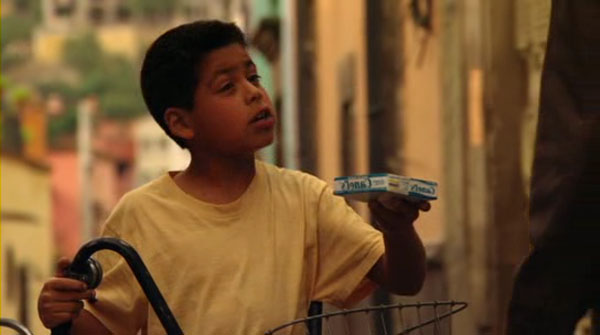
[37,20,430,334]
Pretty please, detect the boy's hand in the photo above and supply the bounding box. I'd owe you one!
[38,258,96,329]
[368,195,431,234]
[367,195,430,294]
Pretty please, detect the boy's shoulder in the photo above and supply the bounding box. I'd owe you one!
[114,174,173,209]
[101,174,172,236]
[258,160,329,193]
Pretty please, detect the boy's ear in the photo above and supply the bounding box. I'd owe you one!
[164,108,195,140]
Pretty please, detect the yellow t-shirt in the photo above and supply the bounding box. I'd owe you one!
[85,160,384,334]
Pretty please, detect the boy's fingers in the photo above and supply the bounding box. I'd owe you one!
[369,199,419,225]
[56,258,72,276]
[42,312,79,328]
[376,195,431,213]
[373,197,420,218]
[43,301,85,314]
[39,300,84,328]
[43,290,95,303]
[388,198,431,213]
[44,278,88,292]
[419,201,431,212]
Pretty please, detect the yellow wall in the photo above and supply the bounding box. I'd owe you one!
[32,30,67,64]
[315,0,369,183]
[314,0,444,243]
[1,156,54,334]
[96,25,139,60]
[400,0,445,244]
[33,25,139,64]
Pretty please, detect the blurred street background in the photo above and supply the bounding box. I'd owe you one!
[1,0,580,334]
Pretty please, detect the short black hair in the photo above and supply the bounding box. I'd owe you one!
[140,20,247,148]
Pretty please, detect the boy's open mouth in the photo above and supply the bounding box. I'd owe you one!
[250,108,272,123]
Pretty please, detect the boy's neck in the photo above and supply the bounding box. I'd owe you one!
[173,152,256,204]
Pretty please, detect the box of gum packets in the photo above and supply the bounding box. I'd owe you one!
[333,173,438,202]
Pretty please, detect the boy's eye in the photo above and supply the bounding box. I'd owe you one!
[248,74,261,85]
[218,82,234,92]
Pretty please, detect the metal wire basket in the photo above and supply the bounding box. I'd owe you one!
[264,300,468,335]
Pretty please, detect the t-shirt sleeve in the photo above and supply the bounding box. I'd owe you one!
[311,184,385,308]
[83,198,148,335]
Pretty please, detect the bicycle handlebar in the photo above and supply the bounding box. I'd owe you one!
[51,237,184,335]
[1,318,34,335]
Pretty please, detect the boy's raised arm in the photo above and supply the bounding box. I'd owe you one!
[366,198,428,295]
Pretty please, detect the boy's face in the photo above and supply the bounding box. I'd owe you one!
[187,43,276,155]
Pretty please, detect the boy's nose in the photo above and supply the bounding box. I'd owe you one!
[245,82,263,104]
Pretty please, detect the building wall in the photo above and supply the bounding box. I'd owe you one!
[315,0,369,184]
[308,1,536,333]
[311,3,373,331]
[133,116,190,187]
[399,0,445,245]
[95,25,139,60]
[33,24,140,65]
[34,0,163,64]
[440,0,474,332]
[1,156,54,334]
[440,0,534,333]
[48,152,82,258]
[1,0,15,17]
[514,0,551,194]
[313,0,444,243]
[32,29,67,64]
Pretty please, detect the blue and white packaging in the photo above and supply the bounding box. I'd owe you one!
[334,173,438,202]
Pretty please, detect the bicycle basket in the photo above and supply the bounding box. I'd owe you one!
[264,300,468,335]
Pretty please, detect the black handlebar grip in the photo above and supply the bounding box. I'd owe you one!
[51,257,102,335]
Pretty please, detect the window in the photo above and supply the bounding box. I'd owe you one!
[5,247,16,301]
[89,6,104,24]
[53,0,75,16]
[18,265,30,328]
[116,4,131,22]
